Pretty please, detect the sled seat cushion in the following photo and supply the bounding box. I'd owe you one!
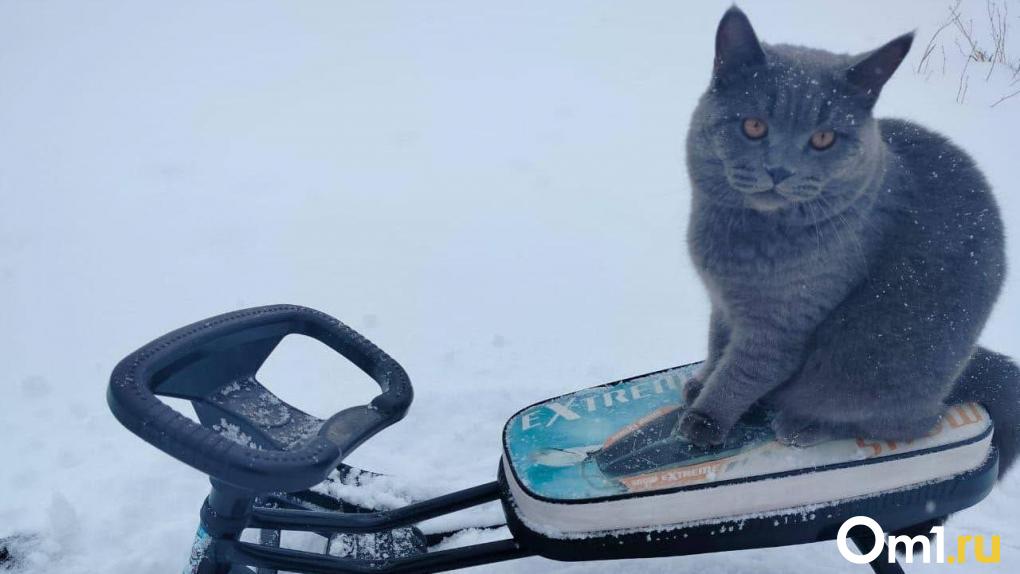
[498,363,997,560]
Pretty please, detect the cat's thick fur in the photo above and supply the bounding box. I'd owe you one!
[680,6,1019,479]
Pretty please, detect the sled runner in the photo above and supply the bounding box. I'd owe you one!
[106,305,997,574]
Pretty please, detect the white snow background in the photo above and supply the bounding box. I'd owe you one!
[1,1,1018,572]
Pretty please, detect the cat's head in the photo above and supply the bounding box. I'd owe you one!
[687,6,912,221]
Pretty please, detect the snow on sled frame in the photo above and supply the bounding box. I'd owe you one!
[105,305,998,574]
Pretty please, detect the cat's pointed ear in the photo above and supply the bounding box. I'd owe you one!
[846,32,914,103]
[713,6,766,85]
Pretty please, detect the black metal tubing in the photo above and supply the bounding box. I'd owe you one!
[249,481,502,534]
[227,538,531,574]
[195,482,260,574]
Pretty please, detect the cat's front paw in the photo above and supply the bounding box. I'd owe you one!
[676,409,727,447]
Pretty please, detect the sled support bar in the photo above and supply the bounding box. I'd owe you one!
[249,481,502,534]
[228,538,532,574]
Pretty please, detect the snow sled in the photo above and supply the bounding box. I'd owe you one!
[106,305,997,574]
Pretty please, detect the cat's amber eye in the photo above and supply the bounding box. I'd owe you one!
[810,130,836,150]
[742,117,768,140]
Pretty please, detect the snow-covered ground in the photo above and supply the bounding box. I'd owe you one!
[1,1,1018,572]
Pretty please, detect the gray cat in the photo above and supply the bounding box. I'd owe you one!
[679,6,1019,479]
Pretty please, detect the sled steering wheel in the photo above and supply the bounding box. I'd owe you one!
[107,305,413,493]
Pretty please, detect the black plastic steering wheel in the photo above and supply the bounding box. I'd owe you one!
[107,305,413,493]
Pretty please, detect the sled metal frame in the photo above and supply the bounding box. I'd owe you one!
[196,473,930,574]
[197,480,533,574]
[106,305,994,574]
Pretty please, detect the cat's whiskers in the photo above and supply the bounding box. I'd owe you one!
[804,200,824,255]
[817,194,868,268]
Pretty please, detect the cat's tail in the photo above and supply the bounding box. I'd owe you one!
[890,347,1017,548]
[947,346,1020,479]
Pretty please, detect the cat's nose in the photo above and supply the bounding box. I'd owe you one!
[766,166,794,184]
